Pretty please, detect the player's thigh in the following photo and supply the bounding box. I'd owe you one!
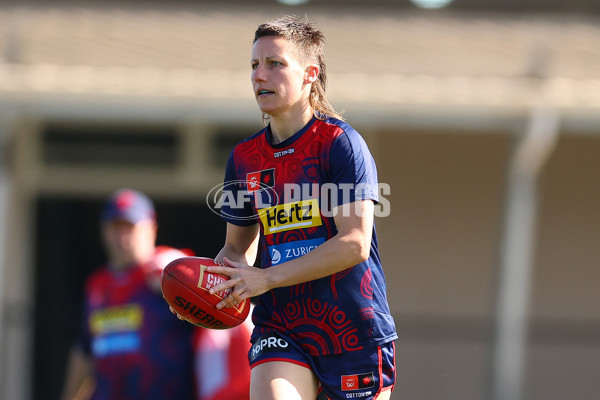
[377,387,392,400]
[250,361,319,400]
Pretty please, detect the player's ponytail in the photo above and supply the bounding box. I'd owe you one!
[254,15,343,122]
[309,53,341,120]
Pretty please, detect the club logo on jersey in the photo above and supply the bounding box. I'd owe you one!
[268,238,325,265]
[246,168,275,192]
[302,157,320,181]
[341,372,375,391]
[258,199,322,235]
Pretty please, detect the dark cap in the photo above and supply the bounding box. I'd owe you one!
[101,189,155,224]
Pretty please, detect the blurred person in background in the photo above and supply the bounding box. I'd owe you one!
[61,188,251,400]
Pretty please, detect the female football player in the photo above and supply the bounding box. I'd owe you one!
[206,16,397,400]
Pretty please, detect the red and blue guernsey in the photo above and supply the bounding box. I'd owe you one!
[221,115,398,356]
[77,263,196,399]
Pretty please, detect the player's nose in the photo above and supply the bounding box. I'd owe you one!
[252,65,267,82]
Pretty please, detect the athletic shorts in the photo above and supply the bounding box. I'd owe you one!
[249,330,396,400]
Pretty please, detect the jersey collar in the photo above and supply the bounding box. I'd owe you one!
[266,116,318,149]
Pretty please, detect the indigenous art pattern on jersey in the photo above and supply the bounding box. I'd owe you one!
[222,116,397,356]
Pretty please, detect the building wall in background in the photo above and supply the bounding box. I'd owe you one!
[376,130,510,399]
[525,134,600,400]
[374,129,600,399]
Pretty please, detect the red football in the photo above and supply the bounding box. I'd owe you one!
[161,257,250,329]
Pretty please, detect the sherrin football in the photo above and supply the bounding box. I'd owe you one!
[161,257,250,329]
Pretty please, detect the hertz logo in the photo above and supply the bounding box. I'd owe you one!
[259,199,322,235]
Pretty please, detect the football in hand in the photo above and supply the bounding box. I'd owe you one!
[161,257,250,329]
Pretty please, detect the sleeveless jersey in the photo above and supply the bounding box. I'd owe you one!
[221,116,397,356]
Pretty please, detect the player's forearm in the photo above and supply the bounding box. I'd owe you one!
[215,244,242,264]
[61,348,94,400]
[215,242,257,266]
[267,229,370,289]
[267,201,374,289]
[215,223,259,266]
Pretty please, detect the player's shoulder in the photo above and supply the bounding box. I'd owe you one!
[317,115,362,142]
[223,127,267,169]
[232,127,267,154]
[317,115,368,155]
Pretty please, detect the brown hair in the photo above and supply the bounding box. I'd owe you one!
[253,15,343,121]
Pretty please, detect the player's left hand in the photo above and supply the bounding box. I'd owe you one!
[206,256,271,309]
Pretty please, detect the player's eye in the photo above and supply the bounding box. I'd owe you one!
[251,62,258,70]
[272,61,282,67]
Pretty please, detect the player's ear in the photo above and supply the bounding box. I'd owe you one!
[304,64,319,84]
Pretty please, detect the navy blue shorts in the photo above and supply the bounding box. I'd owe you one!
[249,330,396,400]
